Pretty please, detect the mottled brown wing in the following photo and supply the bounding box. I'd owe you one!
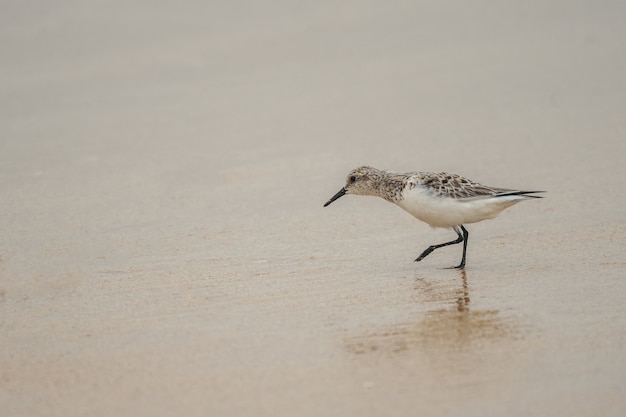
[417,172,509,199]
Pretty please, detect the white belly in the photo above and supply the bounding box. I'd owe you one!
[395,188,522,228]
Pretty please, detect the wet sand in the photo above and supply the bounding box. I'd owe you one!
[2,1,626,416]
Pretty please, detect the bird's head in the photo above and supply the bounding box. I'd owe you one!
[323,166,382,206]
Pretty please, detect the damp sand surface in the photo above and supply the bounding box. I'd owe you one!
[1,1,626,416]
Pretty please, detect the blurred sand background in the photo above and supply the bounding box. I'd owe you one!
[1,1,626,416]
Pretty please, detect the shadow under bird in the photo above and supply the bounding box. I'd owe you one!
[324,166,544,269]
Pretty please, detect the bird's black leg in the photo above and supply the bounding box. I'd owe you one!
[415,225,466,267]
[451,225,469,269]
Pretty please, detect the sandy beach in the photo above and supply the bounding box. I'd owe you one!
[2,1,626,416]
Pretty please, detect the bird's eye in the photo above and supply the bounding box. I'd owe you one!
[349,175,356,183]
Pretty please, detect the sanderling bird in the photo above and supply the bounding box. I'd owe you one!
[324,166,544,269]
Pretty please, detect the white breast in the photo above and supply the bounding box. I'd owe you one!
[395,187,523,228]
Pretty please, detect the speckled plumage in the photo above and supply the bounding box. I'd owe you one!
[324,166,544,268]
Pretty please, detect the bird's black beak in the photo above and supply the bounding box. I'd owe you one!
[324,187,346,207]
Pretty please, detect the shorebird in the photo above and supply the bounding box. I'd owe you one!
[324,166,544,269]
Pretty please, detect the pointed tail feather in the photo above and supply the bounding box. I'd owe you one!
[495,190,545,199]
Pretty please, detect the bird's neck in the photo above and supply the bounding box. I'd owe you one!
[376,171,405,202]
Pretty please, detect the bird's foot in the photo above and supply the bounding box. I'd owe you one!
[414,247,435,263]
[444,262,465,270]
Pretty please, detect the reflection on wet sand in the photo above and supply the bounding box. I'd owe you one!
[456,268,470,312]
[346,270,519,355]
